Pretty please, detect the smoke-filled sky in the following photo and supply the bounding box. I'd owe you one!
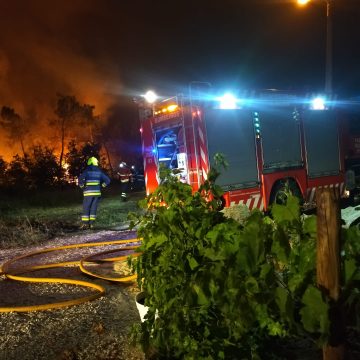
[0,0,359,159]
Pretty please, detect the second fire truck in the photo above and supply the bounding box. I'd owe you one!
[139,89,346,211]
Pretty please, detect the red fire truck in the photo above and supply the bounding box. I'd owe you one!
[139,90,346,211]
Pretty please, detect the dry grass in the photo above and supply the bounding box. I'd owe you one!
[0,188,145,249]
[0,217,47,248]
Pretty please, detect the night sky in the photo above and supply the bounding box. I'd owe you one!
[0,0,359,158]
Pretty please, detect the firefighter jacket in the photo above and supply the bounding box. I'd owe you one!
[78,165,111,197]
[117,167,132,183]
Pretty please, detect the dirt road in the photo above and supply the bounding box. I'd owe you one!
[0,229,144,360]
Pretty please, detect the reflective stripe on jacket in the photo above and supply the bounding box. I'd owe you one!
[118,168,132,183]
[78,165,111,197]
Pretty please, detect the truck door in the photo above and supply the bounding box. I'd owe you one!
[154,124,188,183]
[204,108,259,189]
[303,110,341,177]
[259,107,302,172]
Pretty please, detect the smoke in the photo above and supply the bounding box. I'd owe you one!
[0,0,124,160]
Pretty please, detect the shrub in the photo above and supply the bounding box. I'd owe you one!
[130,167,360,359]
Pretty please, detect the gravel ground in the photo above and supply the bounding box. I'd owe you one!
[0,229,145,360]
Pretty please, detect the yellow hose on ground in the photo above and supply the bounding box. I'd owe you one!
[0,238,141,313]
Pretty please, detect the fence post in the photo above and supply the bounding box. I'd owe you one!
[316,187,345,360]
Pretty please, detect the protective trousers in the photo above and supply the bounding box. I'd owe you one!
[82,196,101,224]
[120,181,130,201]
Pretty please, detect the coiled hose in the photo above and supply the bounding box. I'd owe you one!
[0,238,141,312]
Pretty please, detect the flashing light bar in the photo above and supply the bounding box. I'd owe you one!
[154,104,179,115]
[141,89,339,113]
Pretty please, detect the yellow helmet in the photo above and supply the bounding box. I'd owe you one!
[87,157,99,166]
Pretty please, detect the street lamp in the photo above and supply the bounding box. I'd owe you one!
[297,0,333,94]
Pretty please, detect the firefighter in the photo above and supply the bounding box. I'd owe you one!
[78,156,110,229]
[117,161,132,201]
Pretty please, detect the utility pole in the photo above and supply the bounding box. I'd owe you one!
[297,0,334,94]
[316,187,345,360]
[325,0,333,94]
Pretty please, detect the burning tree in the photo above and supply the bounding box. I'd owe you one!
[54,94,83,168]
[54,94,104,170]
[80,104,97,142]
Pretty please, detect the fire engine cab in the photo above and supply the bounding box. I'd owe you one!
[139,89,345,211]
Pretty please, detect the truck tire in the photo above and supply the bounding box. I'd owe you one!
[270,180,303,206]
[216,196,227,210]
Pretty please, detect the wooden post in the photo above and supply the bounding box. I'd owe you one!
[316,187,345,360]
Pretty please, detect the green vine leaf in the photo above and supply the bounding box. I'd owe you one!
[271,227,291,263]
[302,215,317,236]
[275,286,294,325]
[300,285,329,336]
[187,255,200,271]
[193,284,209,306]
[344,258,357,284]
[271,195,300,224]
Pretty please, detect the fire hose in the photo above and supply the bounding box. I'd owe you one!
[0,238,141,313]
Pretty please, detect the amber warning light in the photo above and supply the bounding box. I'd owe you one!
[154,104,179,115]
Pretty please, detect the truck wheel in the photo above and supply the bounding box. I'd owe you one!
[270,180,303,206]
[216,196,226,210]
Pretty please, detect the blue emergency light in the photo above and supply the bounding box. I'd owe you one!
[310,97,326,110]
[218,93,239,109]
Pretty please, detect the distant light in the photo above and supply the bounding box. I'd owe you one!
[297,0,311,5]
[139,127,143,133]
[218,93,238,109]
[144,90,157,104]
[311,97,326,110]
[151,148,156,154]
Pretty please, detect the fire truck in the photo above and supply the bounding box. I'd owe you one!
[139,89,346,211]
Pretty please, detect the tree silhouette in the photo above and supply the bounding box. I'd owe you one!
[64,140,87,182]
[65,140,106,181]
[80,104,97,142]
[54,94,82,168]
[0,106,28,157]
[27,145,59,188]
[6,154,30,189]
[92,115,114,175]
[0,156,7,187]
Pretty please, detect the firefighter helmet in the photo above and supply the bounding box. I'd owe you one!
[87,157,99,166]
